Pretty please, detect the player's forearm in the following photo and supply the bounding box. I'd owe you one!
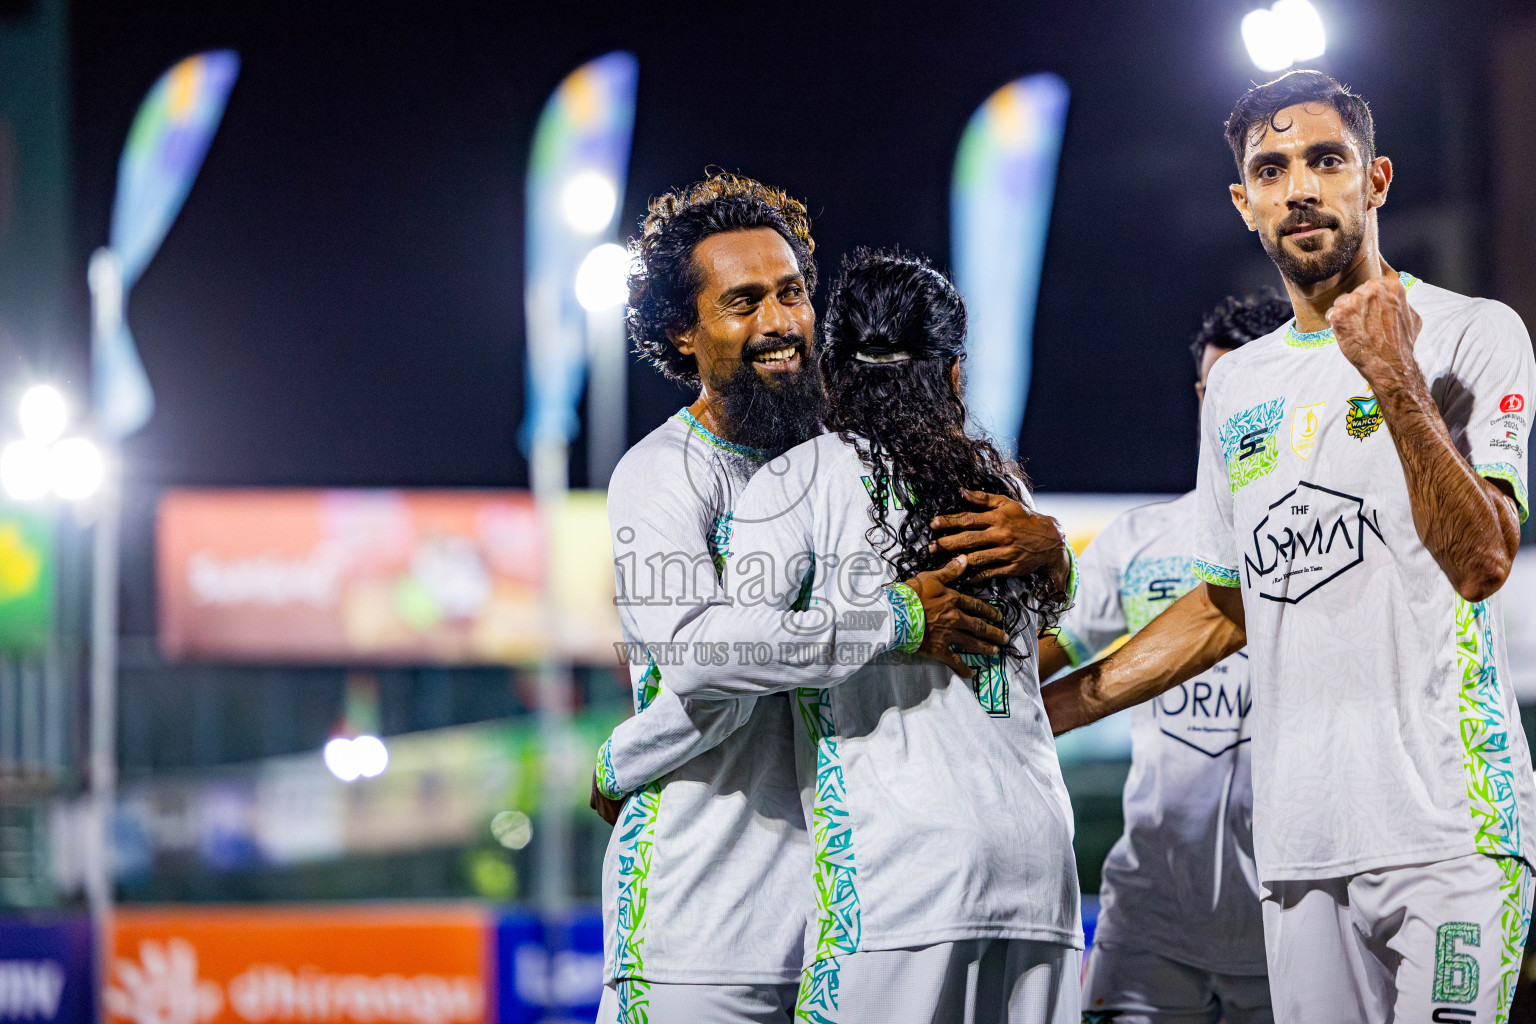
[664,601,899,700]
[1036,632,1072,681]
[595,688,756,797]
[1373,373,1521,601]
[1041,586,1245,734]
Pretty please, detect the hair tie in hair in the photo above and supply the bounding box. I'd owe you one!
[853,350,913,363]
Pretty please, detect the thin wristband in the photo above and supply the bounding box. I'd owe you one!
[1060,543,1079,607]
[593,737,627,801]
[886,582,926,653]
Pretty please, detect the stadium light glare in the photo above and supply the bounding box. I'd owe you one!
[4,386,105,501]
[323,734,388,782]
[18,385,68,443]
[51,438,105,501]
[575,243,630,312]
[1275,0,1327,60]
[323,737,361,782]
[491,810,533,850]
[1,441,51,501]
[1242,0,1326,72]
[351,735,389,778]
[561,171,619,235]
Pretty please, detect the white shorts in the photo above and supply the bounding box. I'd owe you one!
[1261,852,1533,1024]
[1081,939,1272,1024]
[795,939,1080,1024]
[596,979,799,1024]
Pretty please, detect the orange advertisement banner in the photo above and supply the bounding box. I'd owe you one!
[108,905,492,1024]
[157,489,619,665]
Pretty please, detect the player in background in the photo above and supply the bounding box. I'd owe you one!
[1044,71,1536,1024]
[663,250,1083,1023]
[590,176,1004,1024]
[1023,294,1290,1024]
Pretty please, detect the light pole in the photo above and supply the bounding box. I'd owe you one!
[523,51,638,919]
[79,50,239,1016]
[0,381,108,968]
[87,245,125,1018]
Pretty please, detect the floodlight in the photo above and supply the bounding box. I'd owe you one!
[18,386,68,444]
[1243,8,1293,71]
[575,243,630,312]
[1243,0,1326,71]
[1,441,51,501]
[323,737,361,782]
[1274,0,1326,61]
[561,171,619,235]
[50,438,105,501]
[352,735,389,778]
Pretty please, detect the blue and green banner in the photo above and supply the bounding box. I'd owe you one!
[521,51,639,452]
[98,50,240,439]
[951,73,1069,452]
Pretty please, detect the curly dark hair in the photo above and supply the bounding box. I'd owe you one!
[626,172,817,387]
[820,249,1065,651]
[1224,70,1375,175]
[1187,291,1292,372]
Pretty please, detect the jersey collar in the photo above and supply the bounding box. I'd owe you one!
[674,408,773,461]
[1284,271,1421,349]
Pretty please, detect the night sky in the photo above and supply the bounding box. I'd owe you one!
[66,0,1499,497]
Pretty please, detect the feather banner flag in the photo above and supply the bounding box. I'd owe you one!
[951,73,1069,452]
[95,49,240,439]
[522,51,639,454]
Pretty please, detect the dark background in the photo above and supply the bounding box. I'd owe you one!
[62,0,1521,499]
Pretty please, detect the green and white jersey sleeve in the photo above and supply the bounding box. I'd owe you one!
[669,432,1082,967]
[1060,494,1265,975]
[1191,274,1536,882]
[598,410,811,987]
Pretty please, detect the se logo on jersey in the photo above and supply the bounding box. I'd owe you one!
[1502,394,1525,413]
[1219,398,1286,494]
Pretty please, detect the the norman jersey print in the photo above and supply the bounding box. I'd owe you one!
[1057,492,1265,974]
[596,410,811,986]
[1192,273,1536,882]
[663,432,1082,987]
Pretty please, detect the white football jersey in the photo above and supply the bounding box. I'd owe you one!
[1192,274,1536,881]
[596,410,810,986]
[663,432,1083,974]
[1057,492,1264,974]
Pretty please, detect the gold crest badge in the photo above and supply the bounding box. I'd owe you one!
[1290,401,1325,460]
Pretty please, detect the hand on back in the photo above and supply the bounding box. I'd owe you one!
[903,555,1010,679]
[929,489,1069,586]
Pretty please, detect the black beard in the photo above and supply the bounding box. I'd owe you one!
[714,339,827,457]
[1262,210,1366,287]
